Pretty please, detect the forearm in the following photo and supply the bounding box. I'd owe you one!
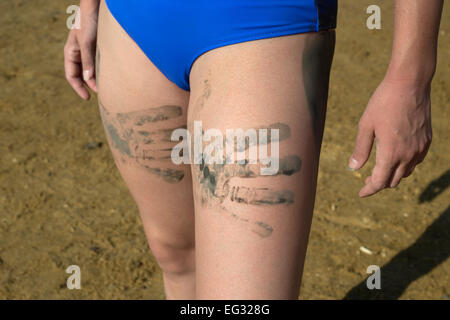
[386,0,444,87]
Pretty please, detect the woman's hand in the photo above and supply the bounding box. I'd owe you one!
[349,77,433,197]
[64,1,100,100]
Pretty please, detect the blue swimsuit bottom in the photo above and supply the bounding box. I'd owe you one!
[105,0,338,91]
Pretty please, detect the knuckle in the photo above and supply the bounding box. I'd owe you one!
[63,43,73,55]
[373,182,385,190]
[64,70,73,81]
[378,154,395,167]
[387,152,398,164]
[371,177,386,190]
[64,46,79,60]
[357,121,367,131]
[402,150,415,161]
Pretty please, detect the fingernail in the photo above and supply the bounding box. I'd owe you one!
[83,70,91,81]
[348,157,358,171]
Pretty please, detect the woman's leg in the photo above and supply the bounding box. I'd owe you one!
[188,31,335,299]
[97,1,195,299]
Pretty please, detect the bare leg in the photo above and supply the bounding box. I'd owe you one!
[97,1,195,299]
[188,31,335,299]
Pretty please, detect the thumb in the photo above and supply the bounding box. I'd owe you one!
[80,40,97,92]
[349,123,374,170]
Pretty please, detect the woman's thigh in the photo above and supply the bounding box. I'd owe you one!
[96,0,194,247]
[188,31,335,299]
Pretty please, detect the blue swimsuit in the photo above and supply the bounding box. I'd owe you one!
[105,0,338,91]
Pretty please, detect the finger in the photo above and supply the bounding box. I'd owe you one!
[404,150,424,178]
[64,38,90,100]
[389,163,407,188]
[67,72,90,100]
[80,39,98,93]
[359,158,395,198]
[404,148,426,178]
[65,57,90,100]
[415,150,428,166]
[349,122,374,171]
[404,164,416,178]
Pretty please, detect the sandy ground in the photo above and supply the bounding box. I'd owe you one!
[0,0,448,299]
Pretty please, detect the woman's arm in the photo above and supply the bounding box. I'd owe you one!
[64,0,100,100]
[387,0,443,86]
[349,0,444,197]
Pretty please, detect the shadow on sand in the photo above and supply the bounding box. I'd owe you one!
[344,170,450,299]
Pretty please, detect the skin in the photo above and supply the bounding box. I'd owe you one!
[98,102,186,183]
[194,151,302,238]
[302,31,335,147]
[350,0,443,197]
[77,1,196,299]
[64,0,443,299]
[64,0,99,98]
[188,32,332,299]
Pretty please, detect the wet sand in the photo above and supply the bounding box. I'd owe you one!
[0,0,448,299]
